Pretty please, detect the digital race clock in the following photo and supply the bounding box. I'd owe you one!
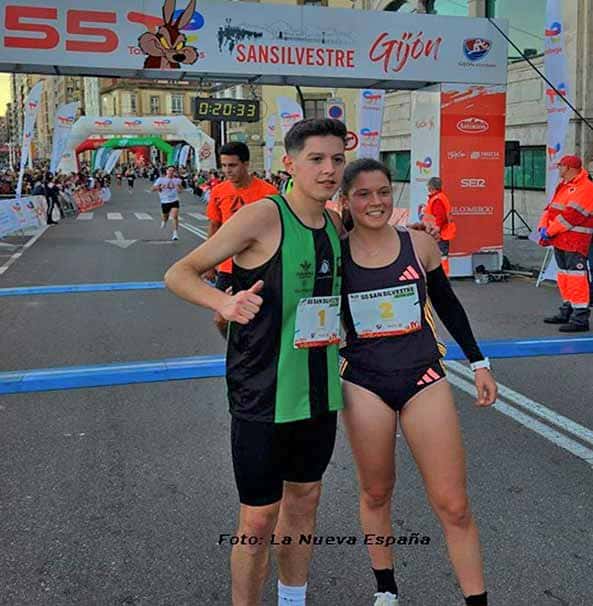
[193,98,260,122]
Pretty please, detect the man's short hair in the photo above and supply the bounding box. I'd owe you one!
[428,177,442,190]
[219,142,250,163]
[284,118,347,154]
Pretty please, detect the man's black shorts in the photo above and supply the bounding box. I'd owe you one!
[230,413,337,506]
[161,201,180,215]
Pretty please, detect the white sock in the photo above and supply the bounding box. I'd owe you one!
[160,220,166,229]
[278,581,307,606]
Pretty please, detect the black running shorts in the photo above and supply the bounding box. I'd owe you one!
[161,201,180,215]
[341,360,446,412]
[230,412,337,506]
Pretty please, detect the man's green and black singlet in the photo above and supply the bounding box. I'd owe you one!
[227,194,343,423]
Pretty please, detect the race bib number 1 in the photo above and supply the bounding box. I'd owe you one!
[348,284,421,339]
[294,296,341,349]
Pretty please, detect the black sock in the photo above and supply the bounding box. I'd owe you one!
[372,568,398,595]
[465,591,488,605]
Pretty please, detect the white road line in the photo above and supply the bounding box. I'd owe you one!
[187,211,208,221]
[446,372,593,468]
[179,222,207,240]
[76,213,93,220]
[0,226,49,276]
[447,360,593,447]
[107,213,123,220]
[135,213,153,220]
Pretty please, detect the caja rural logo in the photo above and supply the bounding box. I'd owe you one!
[360,128,380,143]
[362,91,382,103]
[462,38,492,62]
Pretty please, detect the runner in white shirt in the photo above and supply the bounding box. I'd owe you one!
[152,165,182,241]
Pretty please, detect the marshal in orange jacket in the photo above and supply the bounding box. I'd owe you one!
[422,191,457,241]
[538,168,593,256]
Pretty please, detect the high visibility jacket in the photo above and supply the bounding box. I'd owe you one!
[538,168,593,256]
[423,191,457,241]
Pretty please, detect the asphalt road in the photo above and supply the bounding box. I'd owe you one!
[1,184,592,606]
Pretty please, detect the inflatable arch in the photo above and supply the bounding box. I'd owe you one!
[59,116,216,174]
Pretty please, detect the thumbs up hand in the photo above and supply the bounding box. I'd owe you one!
[219,280,264,324]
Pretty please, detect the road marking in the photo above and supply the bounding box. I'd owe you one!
[77,213,93,221]
[447,360,593,447]
[107,213,123,220]
[135,213,153,220]
[446,368,593,469]
[0,226,48,276]
[179,222,208,240]
[105,231,137,249]
[187,211,208,221]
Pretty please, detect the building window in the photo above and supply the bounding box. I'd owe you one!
[505,146,546,190]
[486,0,545,60]
[303,98,326,120]
[298,0,328,6]
[122,92,137,115]
[384,0,468,16]
[381,151,411,182]
[130,93,137,113]
[171,94,184,114]
[150,96,160,114]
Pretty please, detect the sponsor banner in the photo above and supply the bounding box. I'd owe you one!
[50,101,79,174]
[178,144,191,166]
[277,97,304,137]
[264,114,277,180]
[16,80,43,199]
[545,0,570,203]
[93,146,112,172]
[73,189,104,213]
[357,89,385,160]
[410,85,441,222]
[440,84,506,256]
[0,196,47,238]
[0,2,508,87]
[104,149,123,174]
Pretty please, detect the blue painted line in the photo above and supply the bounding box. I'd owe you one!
[0,282,166,297]
[0,337,592,395]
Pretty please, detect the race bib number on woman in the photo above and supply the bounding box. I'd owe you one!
[348,285,421,339]
[294,296,341,349]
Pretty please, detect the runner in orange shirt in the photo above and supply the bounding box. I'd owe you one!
[206,142,278,333]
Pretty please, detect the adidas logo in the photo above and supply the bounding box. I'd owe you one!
[398,265,420,281]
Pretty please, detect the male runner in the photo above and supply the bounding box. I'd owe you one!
[165,119,346,606]
[206,142,278,292]
[152,165,182,241]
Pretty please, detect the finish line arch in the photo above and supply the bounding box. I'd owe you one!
[100,136,175,166]
[59,116,215,174]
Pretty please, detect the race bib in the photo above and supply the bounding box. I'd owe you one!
[348,284,421,339]
[294,296,341,349]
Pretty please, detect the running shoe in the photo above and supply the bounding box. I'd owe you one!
[171,232,179,241]
[373,592,399,606]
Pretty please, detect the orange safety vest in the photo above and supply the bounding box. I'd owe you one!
[538,168,593,256]
[423,191,457,241]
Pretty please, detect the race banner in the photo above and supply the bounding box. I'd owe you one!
[16,80,43,199]
[410,85,441,222]
[93,147,112,172]
[0,196,47,238]
[264,114,277,180]
[0,2,508,88]
[50,101,79,174]
[544,0,570,201]
[440,84,506,257]
[277,97,304,137]
[103,149,123,174]
[73,189,104,213]
[357,89,385,160]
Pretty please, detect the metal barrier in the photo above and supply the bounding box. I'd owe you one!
[1,337,592,395]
